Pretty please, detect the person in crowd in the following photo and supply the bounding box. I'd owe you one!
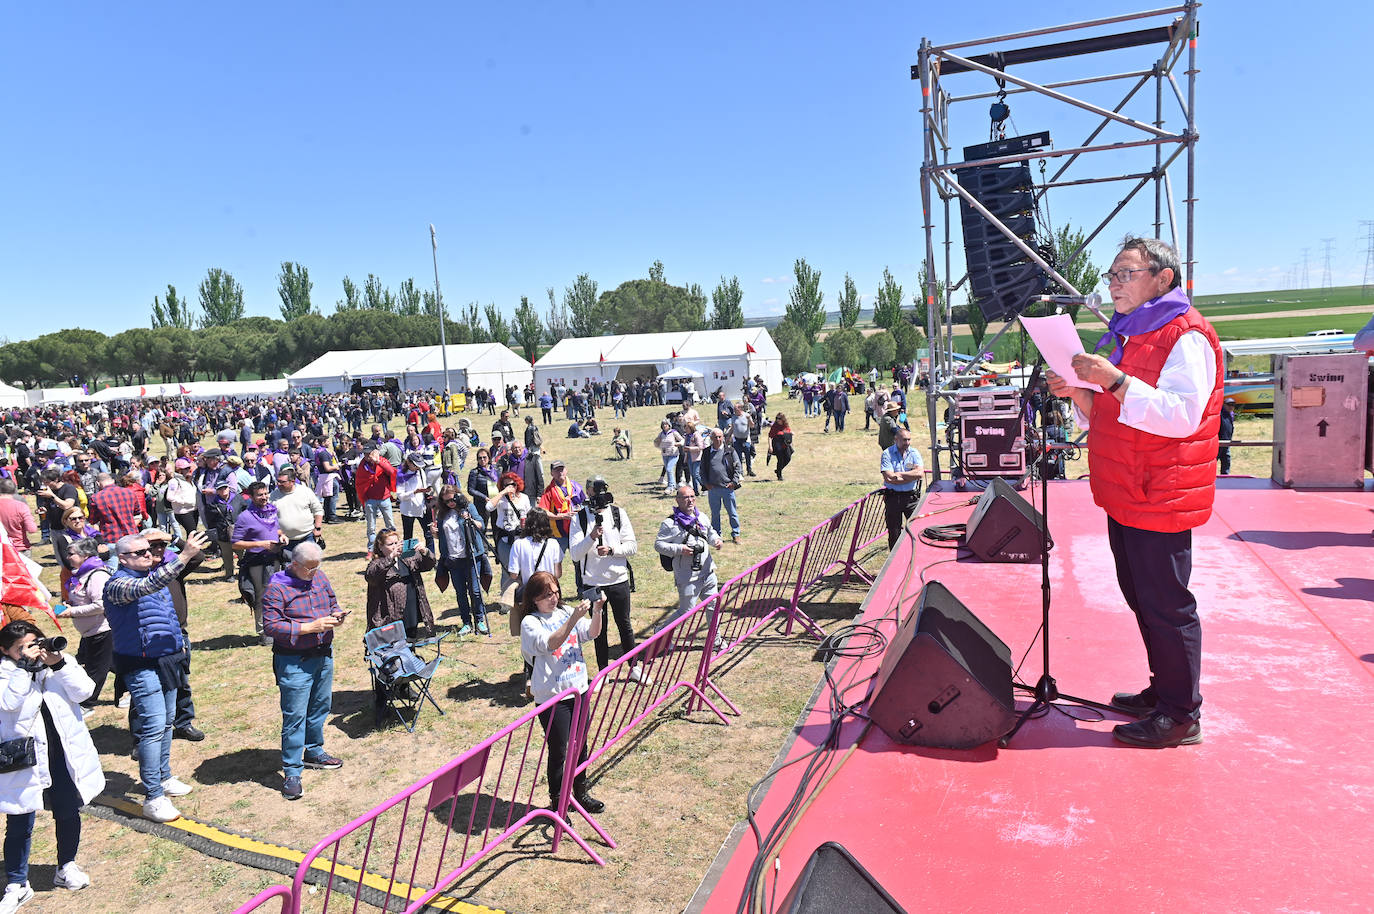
[51,508,103,601]
[701,428,743,544]
[653,420,684,496]
[102,529,208,823]
[728,402,757,477]
[506,507,563,689]
[1218,397,1236,475]
[34,468,78,549]
[611,427,631,461]
[829,384,850,433]
[1046,236,1221,749]
[396,452,435,555]
[768,413,794,481]
[466,448,499,532]
[354,444,397,557]
[877,399,903,451]
[233,481,288,643]
[88,473,146,546]
[433,486,491,638]
[522,416,545,498]
[365,528,436,635]
[654,486,725,627]
[144,529,205,742]
[879,427,924,548]
[539,390,554,425]
[0,620,105,908]
[487,471,530,585]
[0,481,35,557]
[60,538,113,711]
[440,428,469,488]
[260,541,347,801]
[312,439,343,524]
[166,459,199,538]
[538,461,584,553]
[268,466,324,560]
[569,478,644,683]
[519,571,606,814]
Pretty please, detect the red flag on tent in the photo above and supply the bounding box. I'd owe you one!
[599,352,605,363]
[745,342,757,354]
[139,386,147,397]
[671,348,677,358]
[179,384,190,395]
[1,542,61,630]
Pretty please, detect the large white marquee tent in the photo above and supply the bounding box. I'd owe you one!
[534,328,781,396]
[287,342,533,395]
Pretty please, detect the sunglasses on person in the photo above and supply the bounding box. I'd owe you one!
[123,548,152,557]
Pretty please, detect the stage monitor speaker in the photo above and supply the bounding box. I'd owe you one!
[868,581,1015,750]
[776,842,907,914]
[963,476,1044,563]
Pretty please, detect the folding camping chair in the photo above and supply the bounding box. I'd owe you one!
[364,622,447,732]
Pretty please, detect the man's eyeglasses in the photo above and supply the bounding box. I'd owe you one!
[1101,267,1153,285]
[122,548,152,558]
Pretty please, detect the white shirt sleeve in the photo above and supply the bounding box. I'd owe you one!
[1116,331,1216,438]
[1070,331,1215,437]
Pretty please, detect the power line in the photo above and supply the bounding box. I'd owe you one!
[1300,248,1310,289]
[1361,220,1374,295]
[1320,238,1335,294]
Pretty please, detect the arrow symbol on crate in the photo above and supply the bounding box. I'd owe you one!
[1317,419,1329,438]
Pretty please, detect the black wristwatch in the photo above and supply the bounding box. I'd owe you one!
[1106,372,1128,394]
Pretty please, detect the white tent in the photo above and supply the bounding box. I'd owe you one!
[287,343,533,395]
[0,382,26,409]
[534,328,782,396]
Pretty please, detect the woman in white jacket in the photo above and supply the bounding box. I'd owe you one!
[0,620,105,911]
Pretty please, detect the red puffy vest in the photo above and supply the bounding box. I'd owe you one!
[1087,307,1223,533]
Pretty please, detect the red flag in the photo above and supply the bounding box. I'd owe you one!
[671,348,677,358]
[1,542,60,630]
[745,342,757,354]
[531,354,536,366]
[599,352,605,363]
[139,386,147,397]
[179,384,190,395]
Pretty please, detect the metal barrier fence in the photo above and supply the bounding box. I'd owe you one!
[235,490,889,914]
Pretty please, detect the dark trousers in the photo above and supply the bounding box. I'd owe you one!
[592,580,635,669]
[883,487,919,548]
[402,512,435,553]
[1106,517,1202,723]
[538,697,588,805]
[732,438,753,474]
[773,448,792,479]
[541,408,552,424]
[1218,448,1231,475]
[5,711,82,886]
[76,628,114,708]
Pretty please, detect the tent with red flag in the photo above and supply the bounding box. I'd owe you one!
[532,328,781,396]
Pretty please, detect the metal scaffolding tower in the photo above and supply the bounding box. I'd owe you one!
[914,3,1201,482]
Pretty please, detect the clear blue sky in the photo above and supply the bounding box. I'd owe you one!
[2,1,1369,341]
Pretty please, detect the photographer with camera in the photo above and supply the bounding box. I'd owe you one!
[655,486,724,626]
[568,477,644,684]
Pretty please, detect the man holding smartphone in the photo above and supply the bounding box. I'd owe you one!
[261,541,349,800]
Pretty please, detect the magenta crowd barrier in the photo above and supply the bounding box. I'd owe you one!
[235,491,894,913]
[284,687,602,914]
[231,884,292,914]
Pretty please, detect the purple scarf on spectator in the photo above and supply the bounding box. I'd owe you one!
[75,555,106,580]
[1094,287,1192,365]
[671,507,699,530]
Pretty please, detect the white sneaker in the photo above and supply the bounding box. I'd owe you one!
[162,777,194,797]
[0,882,33,912]
[53,862,90,891]
[628,663,652,686]
[142,795,181,823]
[116,695,131,710]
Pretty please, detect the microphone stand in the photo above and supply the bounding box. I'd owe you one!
[998,369,1117,747]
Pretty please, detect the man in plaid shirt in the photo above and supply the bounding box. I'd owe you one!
[89,473,147,543]
[261,540,349,800]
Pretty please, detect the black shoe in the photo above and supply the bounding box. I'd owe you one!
[1113,712,1202,748]
[574,792,605,814]
[303,752,344,769]
[173,724,206,742]
[282,775,303,800]
[1109,688,1157,717]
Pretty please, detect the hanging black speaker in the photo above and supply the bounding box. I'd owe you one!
[867,581,1016,750]
[963,476,1045,563]
[956,147,1050,322]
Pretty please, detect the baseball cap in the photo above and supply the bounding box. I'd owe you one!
[550,459,566,469]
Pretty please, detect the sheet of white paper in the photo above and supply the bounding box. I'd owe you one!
[1018,314,1103,392]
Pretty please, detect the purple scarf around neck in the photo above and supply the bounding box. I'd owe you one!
[671,507,699,529]
[1094,287,1192,365]
[75,555,107,580]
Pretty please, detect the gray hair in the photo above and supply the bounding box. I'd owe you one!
[290,541,324,566]
[115,533,148,555]
[0,479,15,495]
[70,537,103,560]
[1120,236,1182,290]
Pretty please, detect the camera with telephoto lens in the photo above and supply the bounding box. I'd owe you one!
[683,524,708,571]
[584,475,614,511]
[39,636,67,654]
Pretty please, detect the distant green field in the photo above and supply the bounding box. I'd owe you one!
[1210,314,1368,340]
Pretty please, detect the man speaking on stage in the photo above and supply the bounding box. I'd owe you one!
[1046,236,1222,749]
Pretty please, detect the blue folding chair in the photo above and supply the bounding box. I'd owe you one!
[364,622,447,732]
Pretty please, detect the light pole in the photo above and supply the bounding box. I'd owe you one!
[429,224,451,409]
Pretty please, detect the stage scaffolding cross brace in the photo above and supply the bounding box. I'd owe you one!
[914,2,1200,483]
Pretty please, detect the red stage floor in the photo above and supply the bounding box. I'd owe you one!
[691,478,1374,914]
